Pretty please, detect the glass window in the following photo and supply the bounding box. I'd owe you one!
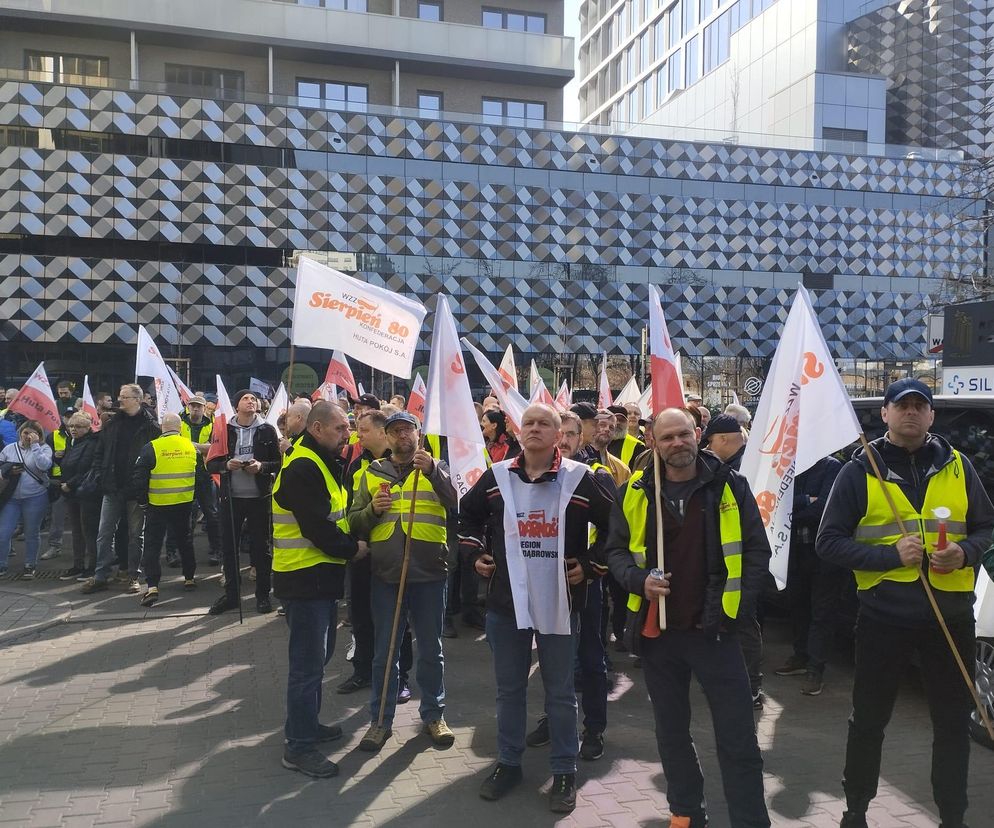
[296,79,367,111]
[700,0,715,17]
[418,1,441,20]
[668,48,682,91]
[482,9,503,27]
[704,11,730,72]
[325,0,367,9]
[683,0,697,30]
[731,0,753,32]
[482,7,545,32]
[417,91,443,113]
[656,62,668,103]
[482,97,545,126]
[25,51,109,84]
[655,19,665,58]
[668,3,682,47]
[642,75,654,117]
[640,31,651,70]
[166,64,245,99]
[685,34,699,85]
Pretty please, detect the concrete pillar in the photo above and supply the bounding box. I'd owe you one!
[393,59,400,107]
[268,46,274,95]
[130,31,138,81]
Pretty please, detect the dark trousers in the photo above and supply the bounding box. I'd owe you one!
[641,629,770,828]
[577,577,608,734]
[844,615,974,825]
[114,513,128,570]
[67,497,100,571]
[284,597,337,753]
[600,573,628,645]
[166,474,220,557]
[350,553,413,681]
[446,516,479,618]
[220,495,271,601]
[142,502,195,587]
[738,614,763,695]
[787,544,847,672]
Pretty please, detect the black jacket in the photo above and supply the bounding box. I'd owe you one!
[605,451,772,650]
[817,433,994,628]
[58,431,101,500]
[205,417,282,499]
[791,455,842,545]
[92,408,161,496]
[458,450,614,618]
[272,432,359,601]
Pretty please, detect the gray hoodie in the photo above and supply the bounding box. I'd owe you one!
[230,414,265,498]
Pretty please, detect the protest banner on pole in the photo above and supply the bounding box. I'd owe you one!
[10,362,61,433]
[135,325,183,422]
[265,382,288,437]
[554,380,572,412]
[324,350,359,400]
[649,286,685,414]
[249,377,274,400]
[528,360,555,407]
[615,376,641,406]
[167,365,194,406]
[498,344,518,392]
[81,375,101,431]
[597,353,613,409]
[407,373,427,423]
[462,338,529,431]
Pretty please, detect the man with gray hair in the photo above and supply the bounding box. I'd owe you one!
[131,413,199,607]
[279,400,312,455]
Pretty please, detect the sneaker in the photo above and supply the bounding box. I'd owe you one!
[207,553,220,566]
[59,567,84,580]
[579,729,604,761]
[774,654,809,677]
[165,554,181,569]
[442,615,458,639]
[839,812,868,828]
[128,579,141,594]
[80,578,108,594]
[256,597,273,614]
[424,719,455,747]
[317,723,343,743]
[752,690,764,710]
[140,587,159,607]
[526,716,550,748]
[39,548,60,561]
[548,773,576,814]
[248,566,257,582]
[358,724,391,753]
[0,566,7,578]
[801,671,825,696]
[396,681,412,704]
[208,594,238,615]
[479,763,522,801]
[76,570,94,582]
[277,605,286,616]
[219,572,227,588]
[21,565,36,580]
[337,673,371,694]
[281,748,339,779]
[184,578,197,590]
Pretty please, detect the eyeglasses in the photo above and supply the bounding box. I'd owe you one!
[118,395,139,401]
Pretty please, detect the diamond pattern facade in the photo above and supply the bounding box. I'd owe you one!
[0,80,984,362]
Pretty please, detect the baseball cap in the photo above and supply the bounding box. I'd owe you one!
[187,395,207,406]
[570,402,598,421]
[385,411,420,430]
[607,405,628,417]
[883,378,933,408]
[703,414,741,441]
[356,393,381,409]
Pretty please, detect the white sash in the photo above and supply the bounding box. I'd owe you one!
[492,457,587,635]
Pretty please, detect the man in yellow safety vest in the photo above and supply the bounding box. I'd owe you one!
[817,378,994,828]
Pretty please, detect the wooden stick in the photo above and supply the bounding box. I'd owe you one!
[653,450,667,630]
[286,343,296,396]
[859,433,994,741]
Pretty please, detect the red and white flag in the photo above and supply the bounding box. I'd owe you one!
[166,365,194,406]
[615,376,641,406]
[597,353,613,409]
[649,286,685,414]
[324,350,359,400]
[81,375,101,431]
[554,380,572,413]
[407,373,427,423]
[528,360,555,407]
[135,325,183,422]
[740,286,860,588]
[206,375,233,465]
[462,338,529,431]
[498,344,518,392]
[423,296,487,500]
[312,382,338,402]
[10,362,61,433]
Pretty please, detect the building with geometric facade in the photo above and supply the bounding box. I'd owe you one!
[0,0,986,395]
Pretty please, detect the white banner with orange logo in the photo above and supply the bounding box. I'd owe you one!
[740,286,860,589]
[291,257,426,379]
[135,325,183,422]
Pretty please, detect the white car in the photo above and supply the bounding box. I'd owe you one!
[974,567,994,747]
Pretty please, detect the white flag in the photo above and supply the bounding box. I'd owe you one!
[597,353,613,409]
[215,375,234,419]
[9,362,61,433]
[407,373,427,423]
[423,296,487,500]
[636,384,653,419]
[135,325,182,422]
[732,390,741,407]
[167,365,194,405]
[554,380,571,413]
[291,257,427,378]
[498,344,519,392]
[265,382,288,436]
[528,360,555,407]
[462,338,529,431]
[81,375,101,432]
[740,286,860,589]
[615,376,641,406]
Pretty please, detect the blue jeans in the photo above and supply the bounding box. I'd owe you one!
[369,576,446,727]
[94,495,145,582]
[486,609,579,774]
[0,493,49,568]
[283,597,338,753]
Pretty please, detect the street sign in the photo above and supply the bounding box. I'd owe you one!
[927,314,943,355]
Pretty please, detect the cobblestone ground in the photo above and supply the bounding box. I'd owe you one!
[0,546,991,828]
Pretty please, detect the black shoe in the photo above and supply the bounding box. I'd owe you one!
[207,553,220,566]
[208,594,238,615]
[461,611,486,631]
[839,813,868,828]
[526,716,550,747]
[257,597,273,614]
[613,639,628,653]
[59,567,84,580]
[442,615,458,638]
[579,729,604,761]
[396,681,412,704]
[165,555,181,569]
[752,690,764,710]
[282,748,339,779]
[774,654,809,676]
[549,773,576,813]
[337,673,371,694]
[277,605,286,617]
[479,763,522,801]
[317,723,343,743]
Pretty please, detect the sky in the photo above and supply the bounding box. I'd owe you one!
[563,0,582,123]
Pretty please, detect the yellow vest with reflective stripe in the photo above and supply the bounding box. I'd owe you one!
[621,469,743,620]
[272,444,349,571]
[51,429,67,478]
[180,418,212,467]
[855,450,973,592]
[426,433,442,459]
[587,461,610,545]
[619,434,643,468]
[148,433,197,506]
[365,462,447,544]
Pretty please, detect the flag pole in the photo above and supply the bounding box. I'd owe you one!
[222,470,244,625]
[652,450,667,630]
[375,435,425,729]
[859,433,993,740]
[287,343,296,397]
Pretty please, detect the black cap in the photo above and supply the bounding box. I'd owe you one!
[384,411,420,430]
[883,378,933,408]
[570,402,598,421]
[703,413,741,441]
[607,405,628,416]
[356,393,380,409]
[232,389,256,408]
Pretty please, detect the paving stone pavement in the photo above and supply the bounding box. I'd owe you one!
[0,558,991,828]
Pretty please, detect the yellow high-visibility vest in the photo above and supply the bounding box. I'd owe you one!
[272,443,350,572]
[51,429,67,478]
[180,418,212,467]
[619,433,643,468]
[365,462,447,544]
[855,449,973,593]
[148,433,197,506]
[620,469,743,619]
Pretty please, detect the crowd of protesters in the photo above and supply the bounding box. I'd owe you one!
[1,376,992,828]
